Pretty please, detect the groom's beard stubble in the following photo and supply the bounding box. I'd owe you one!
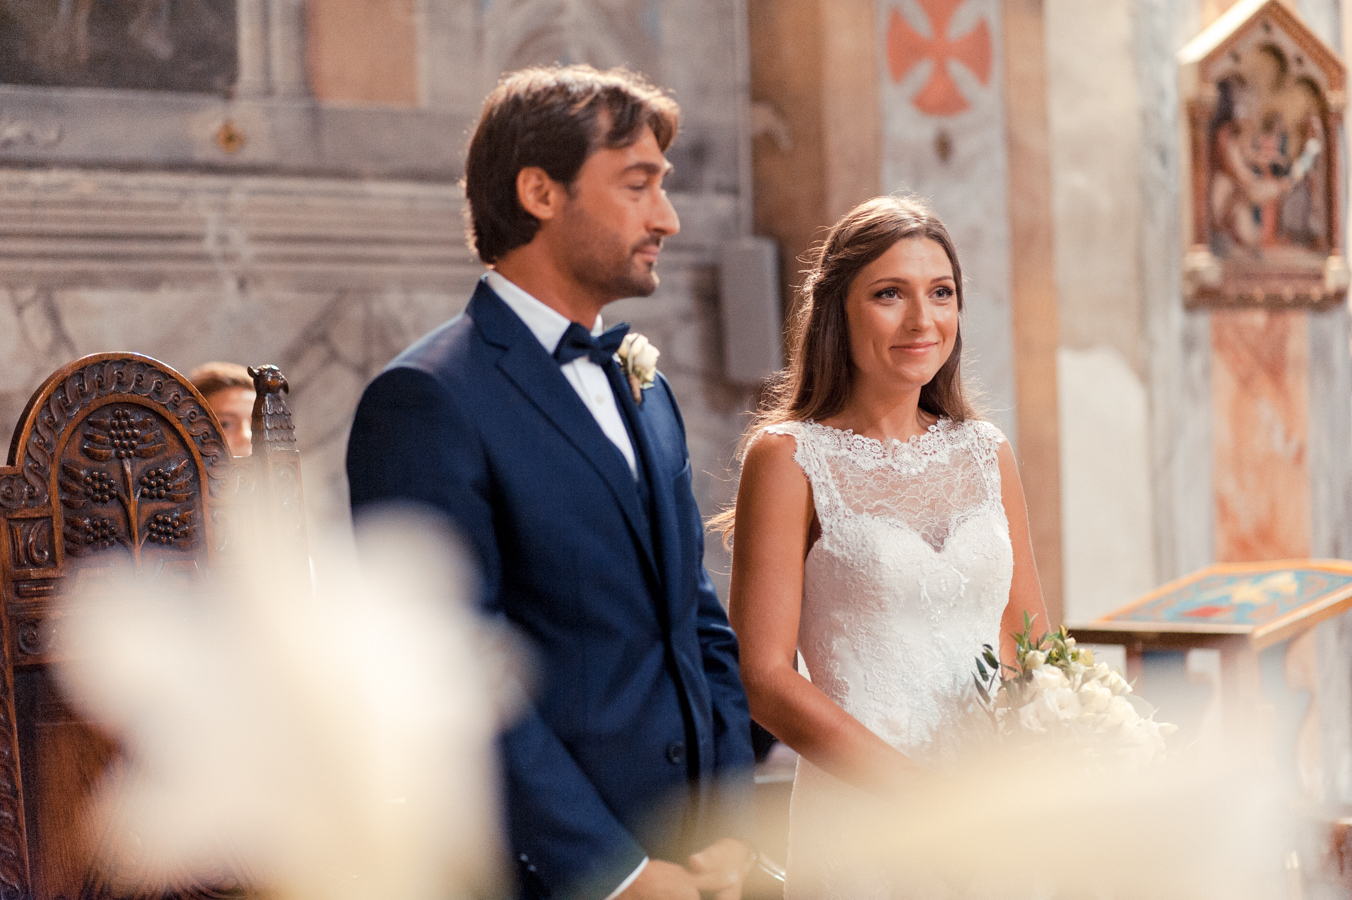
[569,235,665,301]
[557,198,666,301]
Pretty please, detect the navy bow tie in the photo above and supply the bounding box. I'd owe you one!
[553,321,630,367]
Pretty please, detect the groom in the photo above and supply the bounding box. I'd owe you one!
[346,66,755,900]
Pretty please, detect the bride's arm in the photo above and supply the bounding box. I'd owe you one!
[996,440,1050,665]
[728,432,921,794]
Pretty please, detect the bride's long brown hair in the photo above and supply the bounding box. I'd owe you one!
[712,195,976,545]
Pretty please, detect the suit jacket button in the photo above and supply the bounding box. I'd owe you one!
[665,741,686,765]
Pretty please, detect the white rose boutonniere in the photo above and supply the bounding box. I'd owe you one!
[617,333,660,403]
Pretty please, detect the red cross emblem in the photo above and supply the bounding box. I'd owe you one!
[887,0,993,116]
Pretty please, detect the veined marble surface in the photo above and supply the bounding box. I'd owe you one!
[0,167,754,597]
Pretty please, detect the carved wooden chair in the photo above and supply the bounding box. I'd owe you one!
[0,353,304,900]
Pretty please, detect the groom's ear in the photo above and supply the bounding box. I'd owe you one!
[516,166,566,223]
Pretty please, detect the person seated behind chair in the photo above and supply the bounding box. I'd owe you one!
[188,361,255,458]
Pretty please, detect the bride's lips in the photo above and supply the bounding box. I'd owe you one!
[894,341,937,354]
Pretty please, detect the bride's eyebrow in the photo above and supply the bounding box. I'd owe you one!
[864,275,955,289]
[866,276,911,288]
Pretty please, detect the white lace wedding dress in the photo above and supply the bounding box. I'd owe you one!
[762,418,1014,900]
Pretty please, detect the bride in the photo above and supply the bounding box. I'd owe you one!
[723,196,1047,897]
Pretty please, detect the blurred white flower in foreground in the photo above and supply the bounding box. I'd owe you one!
[790,745,1294,900]
[56,511,505,900]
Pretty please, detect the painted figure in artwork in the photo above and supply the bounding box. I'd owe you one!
[50,0,175,68]
[1208,43,1327,256]
[0,0,235,93]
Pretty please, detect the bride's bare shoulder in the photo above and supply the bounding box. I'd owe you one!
[737,426,813,535]
[741,425,810,487]
[745,424,804,465]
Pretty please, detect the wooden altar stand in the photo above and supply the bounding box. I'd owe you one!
[1072,560,1352,893]
[1068,559,1352,743]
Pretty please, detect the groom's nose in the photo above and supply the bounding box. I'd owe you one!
[650,188,680,237]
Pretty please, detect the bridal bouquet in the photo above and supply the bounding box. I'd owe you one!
[974,615,1176,767]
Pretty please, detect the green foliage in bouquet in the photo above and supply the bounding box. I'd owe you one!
[973,613,1175,767]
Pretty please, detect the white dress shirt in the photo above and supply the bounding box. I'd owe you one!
[485,271,639,478]
[483,271,648,897]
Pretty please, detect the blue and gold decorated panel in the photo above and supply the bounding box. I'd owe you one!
[1108,567,1352,627]
[1087,560,1352,648]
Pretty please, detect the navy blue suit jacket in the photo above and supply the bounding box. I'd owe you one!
[346,281,754,899]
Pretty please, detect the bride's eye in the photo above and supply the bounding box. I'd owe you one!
[876,287,900,300]
[932,285,954,301]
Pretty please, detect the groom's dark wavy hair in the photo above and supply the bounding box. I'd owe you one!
[713,195,978,545]
[464,65,680,264]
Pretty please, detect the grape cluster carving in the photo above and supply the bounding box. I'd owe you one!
[58,405,199,559]
[108,409,146,458]
[146,511,193,546]
[82,469,116,503]
[73,517,117,550]
[82,408,165,463]
[140,467,173,500]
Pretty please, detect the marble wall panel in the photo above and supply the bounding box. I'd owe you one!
[1211,309,1312,561]
[1135,0,1215,582]
[1045,0,1157,622]
[1046,0,1146,376]
[306,0,420,105]
[875,0,1017,444]
[0,166,752,598]
[1057,347,1157,623]
[1309,307,1352,562]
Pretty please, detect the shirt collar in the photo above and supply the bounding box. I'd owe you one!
[483,271,604,355]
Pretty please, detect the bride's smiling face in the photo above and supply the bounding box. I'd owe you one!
[843,236,959,394]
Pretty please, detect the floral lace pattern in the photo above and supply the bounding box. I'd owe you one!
[762,418,1014,900]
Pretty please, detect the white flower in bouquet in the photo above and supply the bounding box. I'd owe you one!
[1017,701,1048,734]
[1030,663,1065,692]
[1104,669,1131,694]
[1036,686,1081,725]
[973,614,1176,768]
[1078,680,1114,715]
[1103,694,1137,727]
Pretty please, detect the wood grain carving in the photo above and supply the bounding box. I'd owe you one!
[0,629,26,900]
[58,405,201,567]
[5,356,230,516]
[247,366,307,559]
[0,353,267,900]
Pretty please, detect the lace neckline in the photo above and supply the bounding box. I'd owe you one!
[801,417,955,455]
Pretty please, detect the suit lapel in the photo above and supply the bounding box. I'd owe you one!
[609,368,681,616]
[470,283,659,579]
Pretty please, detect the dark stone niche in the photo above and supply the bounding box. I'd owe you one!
[0,0,237,95]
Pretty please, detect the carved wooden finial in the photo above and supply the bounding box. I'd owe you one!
[247,365,296,452]
[244,364,308,560]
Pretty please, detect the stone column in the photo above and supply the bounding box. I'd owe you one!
[1003,0,1065,625]
[420,0,479,110]
[236,0,272,98]
[748,0,880,304]
[1135,0,1213,582]
[1306,0,1352,807]
[269,0,310,98]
